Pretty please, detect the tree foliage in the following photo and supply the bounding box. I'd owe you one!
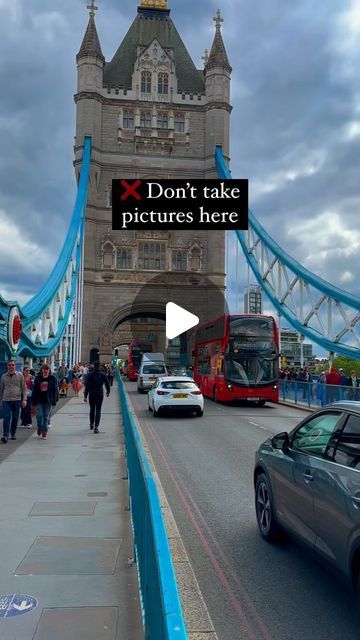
[315,357,360,375]
[333,356,360,376]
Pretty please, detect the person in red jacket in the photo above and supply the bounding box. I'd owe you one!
[325,367,340,403]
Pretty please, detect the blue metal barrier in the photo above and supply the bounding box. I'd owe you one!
[279,380,360,409]
[116,372,188,640]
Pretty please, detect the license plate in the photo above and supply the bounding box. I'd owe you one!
[251,397,260,401]
[173,394,188,399]
[149,379,156,383]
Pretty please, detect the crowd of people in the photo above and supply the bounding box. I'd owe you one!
[279,365,360,405]
[0,360,115,443]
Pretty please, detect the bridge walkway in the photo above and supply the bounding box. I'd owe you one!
[0,382,142,640]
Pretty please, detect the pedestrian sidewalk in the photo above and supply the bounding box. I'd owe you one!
[0,383,143,640]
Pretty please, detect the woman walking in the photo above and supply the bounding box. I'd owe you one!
[20,366,34,428]
[72,365,83,397]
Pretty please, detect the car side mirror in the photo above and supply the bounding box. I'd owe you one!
[272,432,290,451]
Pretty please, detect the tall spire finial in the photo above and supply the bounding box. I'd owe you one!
[213,9,224,31]
[87,0,98,18]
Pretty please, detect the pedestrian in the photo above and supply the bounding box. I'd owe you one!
[325,367,340,403]
[0,360,27,443]
[72,365,82,397]
[107,364,115,387]
[57,361,68,385]
[31,363,58,439]
[316,371,326,407]
[20,366,35,428]
[349,370,359,401]
[81,363,89,386]
[83,362,110,433]
[338,368,349,400]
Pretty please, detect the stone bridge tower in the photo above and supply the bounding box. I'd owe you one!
[74,0,232,362]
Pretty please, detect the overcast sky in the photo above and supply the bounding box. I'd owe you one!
[0,0,359,354]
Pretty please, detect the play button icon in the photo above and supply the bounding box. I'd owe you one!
[166,302,199,340]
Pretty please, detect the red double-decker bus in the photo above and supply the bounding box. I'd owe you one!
[127,341,153,381]
[193,314,279,405]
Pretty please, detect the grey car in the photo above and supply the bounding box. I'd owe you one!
[254,402,360,604]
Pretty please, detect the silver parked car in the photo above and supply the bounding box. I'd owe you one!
[254,402,360,604]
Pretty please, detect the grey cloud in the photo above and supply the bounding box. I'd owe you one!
[0,0,359,325]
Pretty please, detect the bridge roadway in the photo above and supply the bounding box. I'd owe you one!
[127,381,360,640]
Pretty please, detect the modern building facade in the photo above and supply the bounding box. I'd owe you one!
[74,0,232,362]
[244,285,263,314]
[280,327,315,368]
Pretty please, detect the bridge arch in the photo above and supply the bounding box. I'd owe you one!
[98,302,166,362]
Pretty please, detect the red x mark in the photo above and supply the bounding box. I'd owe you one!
[120,179,142,201]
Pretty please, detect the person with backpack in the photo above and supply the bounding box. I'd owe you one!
[84,362,110,433]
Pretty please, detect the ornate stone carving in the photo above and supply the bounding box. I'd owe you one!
[136,230,169,240]
[114,230,136,246]
[100,330,112,346]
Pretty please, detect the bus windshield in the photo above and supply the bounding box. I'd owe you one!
[225,354,277,385]
[226,317,278,386]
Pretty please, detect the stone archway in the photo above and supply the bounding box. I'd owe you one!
[98,302,166,362]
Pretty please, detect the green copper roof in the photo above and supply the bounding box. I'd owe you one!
[104,13,205,94]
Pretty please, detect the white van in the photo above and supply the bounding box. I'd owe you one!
[138,353,167,393]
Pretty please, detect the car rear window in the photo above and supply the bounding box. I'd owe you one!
[161,382,199,390]
[143,365,166,374]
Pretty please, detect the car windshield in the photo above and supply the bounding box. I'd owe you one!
[143,365,166,374]
[161,382,199,390]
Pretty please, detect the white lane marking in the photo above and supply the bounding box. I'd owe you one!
[249,420,270,432]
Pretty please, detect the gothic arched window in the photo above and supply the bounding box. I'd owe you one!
[190,246,201,272]
[138,242,166,270]
[140,111,152,128]
[174,113,185,133]
[141,71,152,94]
[158,73,169,95]
[172,250,187,271]
[157,112,168,129]
[116,249,132,270]
[103,242,114,269]
[123,110,134,129]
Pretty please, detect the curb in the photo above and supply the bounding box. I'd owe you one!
[277,400,314,413]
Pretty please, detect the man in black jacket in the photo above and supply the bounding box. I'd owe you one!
[84,362,110,433]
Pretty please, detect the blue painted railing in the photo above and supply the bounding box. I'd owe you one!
[22,137,91,322]
[279,380,360,409]
[116,372,188,640]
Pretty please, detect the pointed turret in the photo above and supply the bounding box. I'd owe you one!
[77,1,104,63]
[204,9,232,175]
[75,0,104,150]
[206,10,231,73]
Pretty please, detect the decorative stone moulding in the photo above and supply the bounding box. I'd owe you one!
[102,271,115,283]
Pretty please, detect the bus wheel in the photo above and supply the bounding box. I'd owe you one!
[213,388,218,403]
